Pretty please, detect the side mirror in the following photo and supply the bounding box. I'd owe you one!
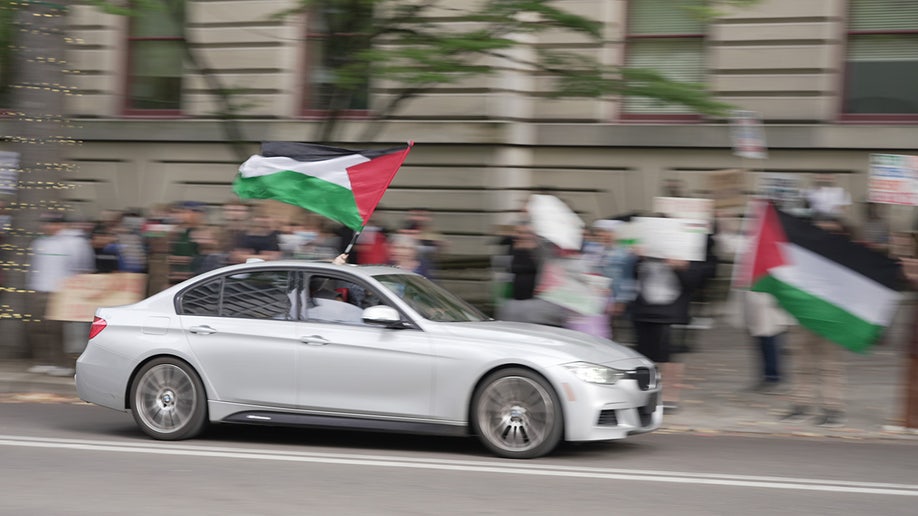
[362,305,407,328]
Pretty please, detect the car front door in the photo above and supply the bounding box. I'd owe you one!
[180,269,299,408]
[295,273,433,418]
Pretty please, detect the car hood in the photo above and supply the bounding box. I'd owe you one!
[433,320,650,368]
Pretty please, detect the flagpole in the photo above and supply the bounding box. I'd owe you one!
[344,227,363,255]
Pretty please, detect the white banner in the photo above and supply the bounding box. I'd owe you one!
[632,217,709,262]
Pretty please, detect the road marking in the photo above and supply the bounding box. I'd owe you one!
[2,434,917,497]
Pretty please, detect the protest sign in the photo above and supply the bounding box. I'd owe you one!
[632,217,708,261]
[536,259,611,315]
[652,197,713,221]
[730,110,767,160]
[706,169,746,211]
[47,273,148,322]
[868,154,918,206]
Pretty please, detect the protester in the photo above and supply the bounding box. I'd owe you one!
[25,213,95,376]
[236,214,282,262]
[743,291,793,394]
[592,219,638,336]
[389,233,430,277]
[167,201,206,284]
[860,202,890,253]
[779,215,852,427]
[101,211,148,273]
[400,209,445,276]
[806,174,851,218]
[356,219,390,265]
[219,199,252,257]
[630,255,706,412]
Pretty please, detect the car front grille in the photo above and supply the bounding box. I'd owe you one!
[627,367,656,391]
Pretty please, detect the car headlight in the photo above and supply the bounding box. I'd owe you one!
[564,362,626,385]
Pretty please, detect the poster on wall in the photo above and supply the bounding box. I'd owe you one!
[868,154,918,206]
[730,110,768,160]
[0,151,19,196]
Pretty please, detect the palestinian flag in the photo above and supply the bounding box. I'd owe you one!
[739,202,902,352]
[234,142,413,231]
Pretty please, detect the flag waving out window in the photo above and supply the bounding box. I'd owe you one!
[234,142,413,231]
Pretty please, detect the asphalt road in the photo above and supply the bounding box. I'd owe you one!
[1,400,916,515]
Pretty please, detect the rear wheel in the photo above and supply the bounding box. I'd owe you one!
[471,368,563,459]
[130,357,207,440]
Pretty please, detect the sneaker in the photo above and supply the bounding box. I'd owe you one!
[45,367,75,377]
[814,410,845,428]
[779,405,809,422]
[27,365,56,374]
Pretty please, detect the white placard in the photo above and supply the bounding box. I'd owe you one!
[632,217,708,262]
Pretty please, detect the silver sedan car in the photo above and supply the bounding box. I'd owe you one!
[76,260,661,459]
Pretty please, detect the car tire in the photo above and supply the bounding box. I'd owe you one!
[471,368,563,459]
[130,357,208,440]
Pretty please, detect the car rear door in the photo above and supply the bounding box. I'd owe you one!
[179,269,300,408]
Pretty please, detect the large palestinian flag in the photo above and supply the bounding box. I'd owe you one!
[740,202,902,352]
[234,142,413,231]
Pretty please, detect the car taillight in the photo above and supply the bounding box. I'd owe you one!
[88,316,107,340]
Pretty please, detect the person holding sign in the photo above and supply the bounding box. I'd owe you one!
[630,254,706,412]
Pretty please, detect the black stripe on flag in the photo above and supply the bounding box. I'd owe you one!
[261,142,408,162]
[776,209,903,291]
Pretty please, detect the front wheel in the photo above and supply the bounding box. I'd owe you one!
[471,368,563,459]
[130,357,207,440]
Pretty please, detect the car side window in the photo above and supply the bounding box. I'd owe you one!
[180,278,221,316]
[221,270,294,320]
[305,274,383,325]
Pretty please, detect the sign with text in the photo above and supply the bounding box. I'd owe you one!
[868,154,918,206]
[652,196,714,221]
[536,259,611,315]
[706,169,746,211]
[730,110,768,160]
[632,217,709,262]
[47,273,148,322]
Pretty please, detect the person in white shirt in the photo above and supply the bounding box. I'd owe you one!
[806,175,851,217]
[26,214,95,376]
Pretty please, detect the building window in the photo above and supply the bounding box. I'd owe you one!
[125,2,185,113]
[843,0,918,119]
[622,0,707,118]
[302,2,371,115]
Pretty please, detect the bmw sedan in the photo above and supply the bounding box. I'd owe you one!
[76,260,661,459]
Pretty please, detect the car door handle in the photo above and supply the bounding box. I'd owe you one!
[301,335,329,346]
[189,325,217,335]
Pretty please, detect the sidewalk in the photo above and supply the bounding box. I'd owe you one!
[1,312,916,441]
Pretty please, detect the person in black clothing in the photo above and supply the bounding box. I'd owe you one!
[508,225,539,300]
[630,256,706,412]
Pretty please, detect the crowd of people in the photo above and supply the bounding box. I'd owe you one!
[492,175,903,426]
[6,173,908,429]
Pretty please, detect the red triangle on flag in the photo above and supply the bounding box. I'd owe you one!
[750,202,789,283]
[345,145,412,227]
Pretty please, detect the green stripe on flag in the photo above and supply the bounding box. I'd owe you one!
[233,170,363,230]
[752,275,883,353]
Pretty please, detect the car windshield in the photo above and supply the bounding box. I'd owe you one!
[373,273,488,322]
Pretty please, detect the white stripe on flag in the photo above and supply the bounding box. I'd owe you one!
[770,243,900,326]
[239,154,370,190]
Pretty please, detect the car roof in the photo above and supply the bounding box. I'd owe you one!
[196,260,415,281]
